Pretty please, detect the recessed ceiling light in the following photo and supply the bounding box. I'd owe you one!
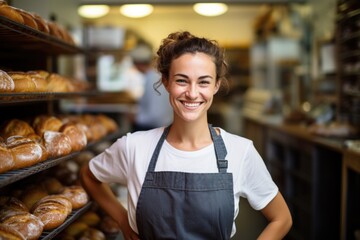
[120,4,154,18]
[78,5,110,19]
[193,3,228,17]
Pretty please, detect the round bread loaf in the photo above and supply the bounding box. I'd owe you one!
[14,8,37,30]
[0,119,35,139]
[0,5,24,24]
[0,141,15,174]
[0,223,26,240]
[30,13,49,33]
[6,136,43,170]
[96,114,118,133]
[32,115,63,136]
[0,211,44,240]
[42,131,72,158]
[0,69,15,92]
[20,185,48,210]
[27,71,47,92]
[7,71,37,92]
[60,123,87,152]
[46,73,72,92]
[61,186,88,209]
[31,194,72,230]
[0,196,28,214]
[42,177,64,194]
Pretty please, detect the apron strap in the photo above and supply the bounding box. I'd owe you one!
[147,125,228,173]
[209,125,228,173]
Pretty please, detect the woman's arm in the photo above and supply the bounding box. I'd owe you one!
[258,191,292,240]
[79,164,139,240]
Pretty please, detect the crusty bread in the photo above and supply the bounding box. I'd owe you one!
[14,8,37,30]
[26,133,48,162]
[0,223,26,240]
[0,119,35,139]
[0,211,44,240]
[32,115,63,137]
[20,185,48,210]
[41,177,64,194]
[31,194,72,230]
[42,131,72,158]
[96,114,118,133]
[0,197,28,214]
[0,141,15,174]
[30,13,49,33]
[46,73,72,92]
[7,71,37,93]
[6,136,43,170]
[27,71,47,92]
[0,5,24,24]
[61,186,88,210]
[0,69,15,92]
[59,123,87,152]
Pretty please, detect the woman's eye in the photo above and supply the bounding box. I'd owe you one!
[199,80,210,85]
[175,79,187,84]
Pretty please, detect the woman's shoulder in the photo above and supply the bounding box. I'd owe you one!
[217,127,252,144]
[125,127,165,145]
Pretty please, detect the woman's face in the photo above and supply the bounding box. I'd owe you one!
[164,52,220,123]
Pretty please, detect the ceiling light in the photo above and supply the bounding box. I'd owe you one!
[78,5,110,18]
[193,3,228,17]
[120,4,154,18]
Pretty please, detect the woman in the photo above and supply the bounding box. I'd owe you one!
[80,31,292,240]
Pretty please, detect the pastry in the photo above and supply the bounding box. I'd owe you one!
[0,69,15,92]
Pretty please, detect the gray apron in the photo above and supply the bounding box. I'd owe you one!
[136,125,234,240]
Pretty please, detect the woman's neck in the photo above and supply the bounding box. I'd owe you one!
[167,119,213,151]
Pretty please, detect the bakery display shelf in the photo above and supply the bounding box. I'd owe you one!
[341,31,360,42]
[340,50,360,59]
[0,91,100,104]
[40,201,92,240]
[0,152,79,189]
[0,16,82,55]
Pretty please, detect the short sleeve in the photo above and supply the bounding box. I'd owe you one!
[240,142,278,210]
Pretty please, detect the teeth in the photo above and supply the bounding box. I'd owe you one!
[184,102,200,107]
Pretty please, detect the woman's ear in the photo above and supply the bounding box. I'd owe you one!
[162,77,169,91]
[214,80,221,94]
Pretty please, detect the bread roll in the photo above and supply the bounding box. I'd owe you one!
[7,71,35,92]
[42,177,64,194]
[27,71,47,92]
[32,115,63,136]
[79,227,106,240]
[96,114,118,133]
[0,141,14,174]
[0,119,35,139]
[31,194,72,230]
[1,211,43,240]
[42,131,72,158]
[0,223,26,240]
[0,5,24,24]
[30,13,49,33]
[46,73,72,92]
[6,136,43,170]
[0,197,28,214]
[61,186,88,210]
[60,123,87,152]
[0,69,15,92]
[14,8,37,30]
[20,185,48,210]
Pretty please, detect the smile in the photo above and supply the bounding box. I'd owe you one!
[182,101,202,108]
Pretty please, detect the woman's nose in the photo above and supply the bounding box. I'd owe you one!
[185,85,198,99]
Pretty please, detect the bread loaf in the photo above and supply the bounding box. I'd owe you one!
[0,5,24,24]
[0,141,15,174]
[80,115,107,141]
[0,69,15,92]
[14,8,38,30]
[32,115,63,137]
[27,133,48,162]
[7,71,37,92]
[46,73,73,92]
[1,211,44,240]
[20,185,48,210]
[60,123,87,152]
[96,114,118,133]
[0,223,26,240]
[61,186,88,210]
[42,177,64,194]
[6,136,43,170]
[0,197,28,214]
[42,131,72,158]
[27,71,47,92]
[0,119,35,139]
[30,13,49,33]
[31,194,72,230]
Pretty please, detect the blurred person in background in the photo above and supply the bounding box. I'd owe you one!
[129,43,173,131]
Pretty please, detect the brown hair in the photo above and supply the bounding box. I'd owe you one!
[154,31,229,92]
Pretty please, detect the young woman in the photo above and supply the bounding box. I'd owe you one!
[80,31,292,240]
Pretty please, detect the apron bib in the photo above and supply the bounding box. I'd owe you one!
[136,125,234,240]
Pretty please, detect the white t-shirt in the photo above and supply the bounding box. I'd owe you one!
[89,127,278,237]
